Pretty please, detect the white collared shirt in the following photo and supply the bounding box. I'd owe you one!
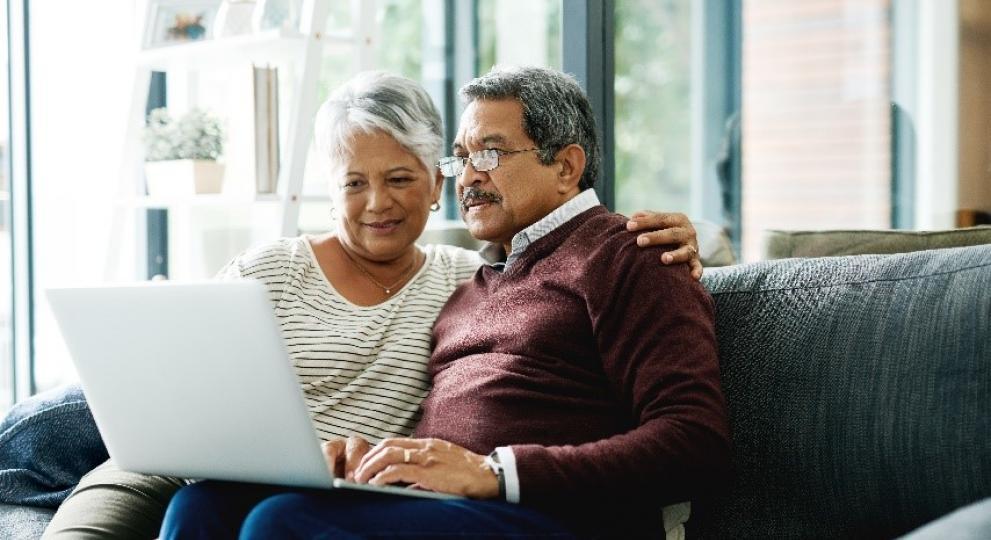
[492,188,602,271]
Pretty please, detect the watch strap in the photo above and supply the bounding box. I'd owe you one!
[485,450,507,500]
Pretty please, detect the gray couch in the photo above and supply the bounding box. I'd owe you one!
[0,505,52,539]
[690,242,990,538]
[2,242,989,539]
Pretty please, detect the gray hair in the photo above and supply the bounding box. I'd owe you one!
[459,66,600,190]
[314,71,444,174]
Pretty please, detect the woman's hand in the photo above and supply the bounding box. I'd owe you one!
[353,438,498,499]
[627,211,703,280]
[321,436,372,481]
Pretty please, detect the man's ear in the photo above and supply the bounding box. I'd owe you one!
[554,144,586,194]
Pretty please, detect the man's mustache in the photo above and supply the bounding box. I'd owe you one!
[460,187,503,211]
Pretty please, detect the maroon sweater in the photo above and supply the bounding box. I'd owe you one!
[415,206,730,535]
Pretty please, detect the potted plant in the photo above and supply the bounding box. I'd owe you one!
[143,107,225,197]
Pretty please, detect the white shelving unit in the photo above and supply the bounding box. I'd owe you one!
[122,193,333,209]
[109,0,379,280]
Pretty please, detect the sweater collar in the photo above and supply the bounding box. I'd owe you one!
[484,189,600,270]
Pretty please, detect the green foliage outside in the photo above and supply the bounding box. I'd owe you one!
[476,0,561,74]
[614,0,691,215]
[376,0,423,80]
[316,0,423,105]
[315,0,352,104]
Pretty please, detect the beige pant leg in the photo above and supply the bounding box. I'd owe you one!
[42,459,191,540]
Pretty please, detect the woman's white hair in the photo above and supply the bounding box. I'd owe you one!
[314,71,444,174]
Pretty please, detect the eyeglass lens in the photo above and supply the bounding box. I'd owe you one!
[439,149,500,177]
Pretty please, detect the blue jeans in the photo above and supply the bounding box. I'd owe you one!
[0,383,108,507]
[161,481,577,539]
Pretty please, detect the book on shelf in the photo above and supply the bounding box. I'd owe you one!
[253,65,280,194]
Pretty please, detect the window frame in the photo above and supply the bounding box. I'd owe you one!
[8,0,34,402]
[562,0,615,210]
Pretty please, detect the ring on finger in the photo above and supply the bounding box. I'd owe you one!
[404,449,412,464]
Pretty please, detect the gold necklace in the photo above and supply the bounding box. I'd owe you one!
[340,245,420,295]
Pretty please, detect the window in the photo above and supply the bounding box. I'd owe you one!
[740,0,893,260]
[29,1,137,390]
[0,0,11,407]
[313,0,423,106]
[477,0,561,72]
[377,0,424,79]
[614,0,901,261]
[613,0,694,217]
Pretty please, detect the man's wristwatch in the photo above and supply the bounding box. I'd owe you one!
[484,450,507,500]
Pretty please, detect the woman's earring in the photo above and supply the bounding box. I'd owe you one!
[430,201,441,212]
[329,206,338,220]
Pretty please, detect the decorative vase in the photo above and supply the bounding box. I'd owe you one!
[144,159,225,197]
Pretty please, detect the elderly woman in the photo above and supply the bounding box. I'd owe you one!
[0,71,700,538]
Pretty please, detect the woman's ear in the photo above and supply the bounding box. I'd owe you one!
[555,144,586,194]
[432,169,445,200]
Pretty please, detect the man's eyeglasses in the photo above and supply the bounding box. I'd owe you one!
[437,148,540,177]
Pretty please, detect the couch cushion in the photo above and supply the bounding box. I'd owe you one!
[0,384,108,508]
[0,503,55,539]
[763,226,991,259]
[693,244,991,539]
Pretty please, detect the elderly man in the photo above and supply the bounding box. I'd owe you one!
[166,66,731,539]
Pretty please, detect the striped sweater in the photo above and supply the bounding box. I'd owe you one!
[217,236,481,443]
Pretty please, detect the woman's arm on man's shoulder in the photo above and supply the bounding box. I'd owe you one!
[627,211,703,279]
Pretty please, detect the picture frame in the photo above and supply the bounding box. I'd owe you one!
[144,0,222,49]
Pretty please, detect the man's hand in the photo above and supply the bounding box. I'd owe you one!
[322,436,372,481]
[627,211,702,280]
[352,438,498,499]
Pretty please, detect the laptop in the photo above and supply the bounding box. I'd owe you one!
[46,280,459,500]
